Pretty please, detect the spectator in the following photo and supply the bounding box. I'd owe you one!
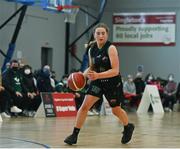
[21,65,41,116]
[123,74,136,95]
[145,73,155,84]
[163,74,177,112]
[134,72,145,96]
[123,74,140,110]
[145,73,164,98]
[37,65,55,92]
[2,59,25,114]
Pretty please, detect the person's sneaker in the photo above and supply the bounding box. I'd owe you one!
[92,109,100,116]
[164,107,172,112]
[121,123,135,144]
[22,110,29,117]
[28,111,36,117]
[64,134,77,145]
[87,110,95,116]
[1,112,11,118]
[10,106,22,113]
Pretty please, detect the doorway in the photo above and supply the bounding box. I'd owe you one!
[41,47,53,68]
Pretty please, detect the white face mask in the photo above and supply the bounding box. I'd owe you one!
[128,78,133,82]
[148,76,153,81]
[24,69,31,75]
[168,77,174,81]
[63,80,67,84]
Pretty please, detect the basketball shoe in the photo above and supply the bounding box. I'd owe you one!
[64,134,78,145]
[121,123,135,144]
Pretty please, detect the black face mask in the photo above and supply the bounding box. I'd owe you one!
[51,75,55,79]
[12,67,18,71]
[43,69,50,77]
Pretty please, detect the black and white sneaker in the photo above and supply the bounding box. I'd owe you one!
[64,134,78,145]
[121,123,135,144]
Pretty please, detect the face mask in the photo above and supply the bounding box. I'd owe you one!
[148,76,153,81]
[128,78,133,82]
[168,77,174,81]
[24,69,31,75]
[12,67,18,71]
[43,69,50,77]
[63,80,67,84]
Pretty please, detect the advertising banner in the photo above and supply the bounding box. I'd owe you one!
[37,92,77,117]
[52,93,77,117]
[113,12,176,46]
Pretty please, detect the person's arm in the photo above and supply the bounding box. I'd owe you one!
[88,45,119,80]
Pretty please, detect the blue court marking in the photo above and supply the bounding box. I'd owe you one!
[0,137,51,148]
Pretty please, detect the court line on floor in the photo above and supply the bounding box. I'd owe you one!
[0,137,51,148]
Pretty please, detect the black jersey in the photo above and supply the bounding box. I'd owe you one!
[90,41,112,73]
[87,41,124,106]
[90,41,120,83]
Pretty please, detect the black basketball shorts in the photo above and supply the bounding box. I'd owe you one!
[86,75,124,107]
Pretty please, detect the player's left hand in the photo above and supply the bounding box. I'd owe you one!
[87,70,99,81]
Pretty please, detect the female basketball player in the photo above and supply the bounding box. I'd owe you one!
[64,23,135,145]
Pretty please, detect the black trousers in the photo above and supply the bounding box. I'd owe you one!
[163,95,176,110]
[27,95,42,111]
[8,92,41,111]
[0,90,12,113]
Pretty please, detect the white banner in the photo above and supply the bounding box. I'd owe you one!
[113,12,176,46]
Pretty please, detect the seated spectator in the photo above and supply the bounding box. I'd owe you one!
[133,72,146,109]
[145,73,155,84]
[2,59,26,114]
[145,73,164,98]
[134,72,145,96]
[123,74,136,96]
[123,74,140,110]
[21,65,41,117]
[163,74,177,112]
[37,65,55,92]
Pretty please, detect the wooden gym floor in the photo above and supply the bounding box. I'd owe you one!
[0,112,180,148]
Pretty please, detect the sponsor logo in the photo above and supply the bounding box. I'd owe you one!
[54,98,74,102]
[56,106,76,112]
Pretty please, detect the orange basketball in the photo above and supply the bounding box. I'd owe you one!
[68,72,86,91]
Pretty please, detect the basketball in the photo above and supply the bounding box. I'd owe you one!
[68,72,86,91]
